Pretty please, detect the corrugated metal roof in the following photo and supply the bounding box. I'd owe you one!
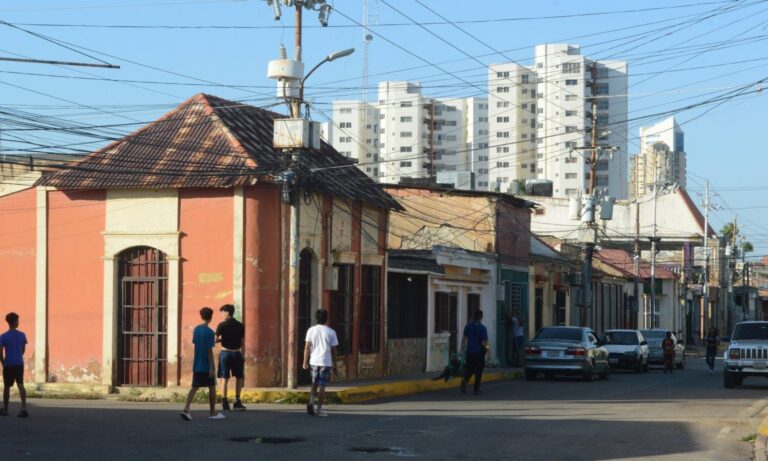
[36,94,399,210]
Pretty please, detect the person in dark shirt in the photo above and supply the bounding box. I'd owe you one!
[215,304,246,411]
[0,312,28,417]
[460,310,490,395]
[704,327,720,374]
[662,332,676,374]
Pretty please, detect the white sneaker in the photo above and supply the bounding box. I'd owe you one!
[179,412,192,421]
[709,369,714,374]
[209,412,226,420]
[316,410,328,417]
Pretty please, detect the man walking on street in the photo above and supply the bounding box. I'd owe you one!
[704,326,720,374]
[215,304,246,411]
[180,307,224,421]
[0,312,28,417]
[662,331,676,374]
[460,310,490,395]
[303,309,338,417]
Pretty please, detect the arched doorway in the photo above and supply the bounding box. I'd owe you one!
[117,246,168,386]
[297,249,314,385]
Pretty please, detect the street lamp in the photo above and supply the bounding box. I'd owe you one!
[301,48,355,101]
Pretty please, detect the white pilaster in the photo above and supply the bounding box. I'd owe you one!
[34,187,47,383]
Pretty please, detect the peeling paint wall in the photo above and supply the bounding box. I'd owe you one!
[47,190,106,383]
[178,188,234,386]
[243,186,282,387]
[0,188,37,380]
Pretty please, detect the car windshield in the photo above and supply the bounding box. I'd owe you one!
[732,323,768,341]
[535,328,582,341]
[606,331,638,345]
[640,330,666,339]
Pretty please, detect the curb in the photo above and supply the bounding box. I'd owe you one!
[334,369,524,403]
[33,369,525,405]
[754,405,768,461]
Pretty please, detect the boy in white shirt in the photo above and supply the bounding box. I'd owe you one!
[302,309,338,417]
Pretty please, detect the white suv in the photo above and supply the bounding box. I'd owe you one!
[723,321,768,388]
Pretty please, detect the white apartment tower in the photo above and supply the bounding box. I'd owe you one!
[331,100,380,177]
[629,117,687,199]
[534,44,628,199]
[487,63,537,192]
[378,81,429,182]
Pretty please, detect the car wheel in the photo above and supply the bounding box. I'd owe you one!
[676,354,685,370]
[525,369,537,381]
[599,364,610,380]
[724,369,737,389]
[582,365,594,382]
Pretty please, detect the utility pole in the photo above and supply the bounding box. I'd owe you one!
[577,61,600,327]
[634,200,640,329]
[702,179,710,329]
[649,155,659,329]
[266,0,351,388]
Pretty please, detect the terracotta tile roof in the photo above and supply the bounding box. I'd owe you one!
[36,94,399,210]
[595,248,678,280]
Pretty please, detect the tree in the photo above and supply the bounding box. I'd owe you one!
[720,222,753,258]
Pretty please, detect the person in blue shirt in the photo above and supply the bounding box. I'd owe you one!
[460,310,490,395]
[0,312,28,417]
[180,307,224,421]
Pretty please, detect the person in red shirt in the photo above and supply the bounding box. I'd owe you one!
[661,332,676,374]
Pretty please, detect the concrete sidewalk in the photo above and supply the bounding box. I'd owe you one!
[35,367,524,405]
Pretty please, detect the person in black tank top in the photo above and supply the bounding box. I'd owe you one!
[704,327,719,373]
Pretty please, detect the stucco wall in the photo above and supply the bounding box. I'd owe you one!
[243,186,282,387]
[0,188,37,380]
[178,189,234,385]
[47,190,106,383]
[387,338,426,375]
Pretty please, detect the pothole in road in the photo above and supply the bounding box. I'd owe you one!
[229,436,306,444]
[349,447,414,456]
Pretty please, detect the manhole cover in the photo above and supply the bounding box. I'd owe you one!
[349,447,413,456]
[230,436,305,444]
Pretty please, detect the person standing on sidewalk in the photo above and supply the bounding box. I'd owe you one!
[662,331,676,374]
[511,309,525,367]
[0,312,28,417]
[303,309,338,417]
[704,326,720,374]
[180,307,225,421]
[460,310,490,395]
[215,304,246,411]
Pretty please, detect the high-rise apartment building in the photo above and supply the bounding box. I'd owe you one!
[486,63,537,191]
[327,44,628,197]
[533,44,628,199]
[629,117,687,199]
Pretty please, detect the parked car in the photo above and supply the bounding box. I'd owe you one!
[603,329,649,373]
[723,321,768,388]
[524,326,610,381]
[639,329,685,369]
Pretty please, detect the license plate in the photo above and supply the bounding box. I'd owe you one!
[754,361,767,369]
[544,351,560,358]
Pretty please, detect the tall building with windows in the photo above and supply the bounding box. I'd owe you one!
[330,100,380,176]
[328,44,628,196]
[629,117,687,199]
[534,44,628,199]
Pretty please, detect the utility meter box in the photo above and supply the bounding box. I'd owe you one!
[273,118,321,150]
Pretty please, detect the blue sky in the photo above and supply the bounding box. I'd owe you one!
[0,0,766,257]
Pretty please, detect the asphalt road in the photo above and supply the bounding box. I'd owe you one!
[0,357,765,461]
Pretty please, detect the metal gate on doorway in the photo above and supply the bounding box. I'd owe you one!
[117,246,168,387]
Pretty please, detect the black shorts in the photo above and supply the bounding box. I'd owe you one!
[3,365,23,387]
[191,372,216,388]
[218,351,245,379]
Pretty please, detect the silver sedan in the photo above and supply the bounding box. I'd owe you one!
[524,326,610,381]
